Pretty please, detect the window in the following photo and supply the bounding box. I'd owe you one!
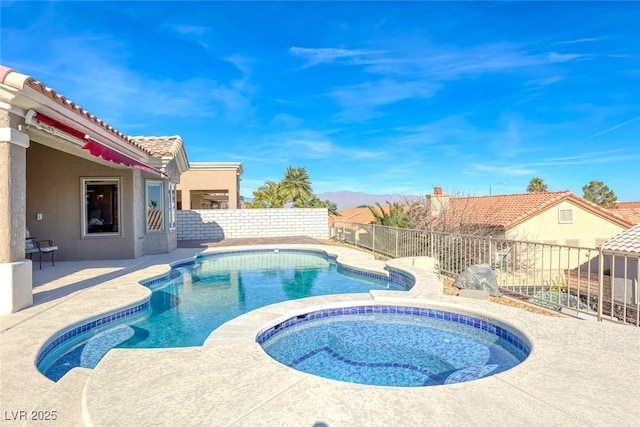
[83,178,120,236]
[168,183,177,230]
[147,180,164,232]
[565,239,579,247]
[559,209,573,223]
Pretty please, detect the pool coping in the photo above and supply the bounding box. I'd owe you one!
[1,244,639,426]
[34,246,438,372]
[34,247,426,373]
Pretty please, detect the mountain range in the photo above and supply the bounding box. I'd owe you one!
[316,191,421,212]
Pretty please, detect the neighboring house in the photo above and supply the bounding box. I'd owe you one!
[0,66,192,313]
[601,223,640,306]
[423,188,633,248]
[331,188,633,272]
[176,162,243,210]
[609,201,640,225]
[332,188,633,248]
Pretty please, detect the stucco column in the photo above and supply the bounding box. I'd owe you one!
[0,126,32,314]
[230,175,239,209]
[183,190,192,210]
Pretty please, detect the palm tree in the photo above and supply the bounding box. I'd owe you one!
[280,166,312,203]
[247,181,287,208]
[293,193,321,208]
[321,200,338,216]
[368,202,407,228]
[527,177,548,193]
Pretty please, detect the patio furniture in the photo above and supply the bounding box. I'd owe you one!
[25,228,58,269]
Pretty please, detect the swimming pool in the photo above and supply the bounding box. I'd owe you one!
[37,249,409,381]
[258,305,530,387]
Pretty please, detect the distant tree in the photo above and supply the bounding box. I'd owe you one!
[247,166,336,213]
[247,181,287,208]
[582,180,617,208]
[280,166,312,203]
[526,177,548,193]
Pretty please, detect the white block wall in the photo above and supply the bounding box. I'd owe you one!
[177,208,329,240]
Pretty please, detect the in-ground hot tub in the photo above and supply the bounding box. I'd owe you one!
[257,305,530,387]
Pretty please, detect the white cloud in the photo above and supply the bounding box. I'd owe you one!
[289,46,385,68]
[546,52,591,63]
[270,113,303,128]
[330,79,438,122]
[165,24,210,37]
[553,37,606,45]
[159,23,211,49]
[233,129,385,164]
[11,33,256,127]
[357,42,593,81]
[473,164,536,176]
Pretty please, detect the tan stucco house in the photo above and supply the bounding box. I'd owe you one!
[333,189,633,246]
[177,162,243,210]
[424,188,633,245]
[0,66,190,313]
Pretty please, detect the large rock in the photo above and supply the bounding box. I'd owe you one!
[453,264,500,296]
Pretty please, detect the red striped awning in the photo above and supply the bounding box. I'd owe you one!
[81,138,161,175]
[32,112,164,176]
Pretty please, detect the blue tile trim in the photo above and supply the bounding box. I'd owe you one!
[256,305,531,356]
[196,247,332,261]
[171,260,197,269]
[386,268,416,290]
[35,301,149,367]
[336,264,389,282]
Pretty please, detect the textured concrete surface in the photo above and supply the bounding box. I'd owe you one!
[1,242,638,427]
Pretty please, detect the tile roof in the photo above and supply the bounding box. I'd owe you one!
[330,191,634,230]
[602,223,640,254]
[0,66,158,157]
[617,202,640,209]
[612,208,640,225]
[329,207,377,225]
[129,136,184,157]
[608,202,640,225]
[447,191,633,229]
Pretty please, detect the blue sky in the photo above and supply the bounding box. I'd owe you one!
[2,1,639,201]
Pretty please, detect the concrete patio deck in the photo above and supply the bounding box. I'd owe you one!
[1,240,638,427]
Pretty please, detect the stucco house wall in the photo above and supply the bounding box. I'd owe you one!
[25,140,178,260]
[508,199,627,271]
[177,163,242,210]
[509,199,626,246]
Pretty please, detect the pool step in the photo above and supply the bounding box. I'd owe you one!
[25,367,91,427]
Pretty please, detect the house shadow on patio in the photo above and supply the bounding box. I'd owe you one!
[29,251,203,308]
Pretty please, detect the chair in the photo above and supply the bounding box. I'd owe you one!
[25,228,58,269]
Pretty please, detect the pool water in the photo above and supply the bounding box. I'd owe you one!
[39,251,404,381]
[259,306,529,387]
